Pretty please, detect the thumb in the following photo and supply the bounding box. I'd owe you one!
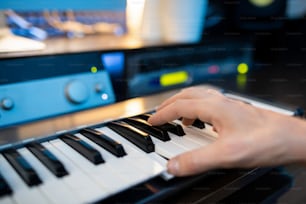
[167,141,230,176]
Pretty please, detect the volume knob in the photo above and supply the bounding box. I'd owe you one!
[1,98,14,110]
[65,80,89,104]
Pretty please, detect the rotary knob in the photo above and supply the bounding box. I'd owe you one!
[65,80,89,104]
[1,98,14,110]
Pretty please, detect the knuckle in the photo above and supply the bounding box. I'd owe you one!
[182,86,197,95]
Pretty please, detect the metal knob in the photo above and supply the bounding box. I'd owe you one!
[65,80,89,104]
[1,98,14,110]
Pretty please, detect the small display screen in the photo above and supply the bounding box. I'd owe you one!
[101,52,126,101]
[101,52,124,79]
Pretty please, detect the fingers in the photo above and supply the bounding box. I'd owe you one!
[167,141,227,176]
[157,87,222,111]
[167,137,253,176]
[148,99,217,126]
[148,88,226,126]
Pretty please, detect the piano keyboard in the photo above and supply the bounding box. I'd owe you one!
[0,112,218,204]
[0,92,300,204]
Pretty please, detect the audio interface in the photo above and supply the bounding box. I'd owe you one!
[0,52,115,127]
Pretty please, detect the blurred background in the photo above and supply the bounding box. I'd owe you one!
[1,0,306,122]
[1,0,306,40]
[1,0,306,119]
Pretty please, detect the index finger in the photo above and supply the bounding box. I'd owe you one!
[148,97,223,126]
[157,87,222,111]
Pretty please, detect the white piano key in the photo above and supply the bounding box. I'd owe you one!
[50,138,156,197]
[0,155,52,204]
[49,139,117,193]
[42,142,107,203]
[201,123,219,138]
[77,133,164,185]
[17,147,81,204]
[94,127,174,180]
[181,126,215,146]
[94,127,170,182]
[151,137,186,159]
[0,197,16,204]
[147,153,174,180]
[76,134,141,193]
[97,127,169,169]
[92,132,164,176]
[168,132,201,150]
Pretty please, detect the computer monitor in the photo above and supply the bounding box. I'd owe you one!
[0,0,127,51]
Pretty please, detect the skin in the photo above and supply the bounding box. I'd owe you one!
[148,87,306,176]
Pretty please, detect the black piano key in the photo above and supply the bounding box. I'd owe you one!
[294,107,304,117]
[60,134,105,165]
[191,119,205,129]
[133,113,151,121]
[157,122,185,136]
[107,121,155,153]
[2,149,42,187]
[0,172,12,197]
[26,142,69,177]
[122,118,171,141]
[178,118,205,129]
[80,128,126,157]
[134,113,185,136]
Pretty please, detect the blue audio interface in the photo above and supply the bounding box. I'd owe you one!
[0,52,115,127]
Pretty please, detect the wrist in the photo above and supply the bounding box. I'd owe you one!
[286,117,306,163]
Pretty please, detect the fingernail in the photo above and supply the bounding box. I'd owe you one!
[147,116,153,124]
[167,159,179,175]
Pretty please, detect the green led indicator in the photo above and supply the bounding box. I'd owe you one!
[249,0,274,7]
[91,66,98,73]
[237,63,249,74]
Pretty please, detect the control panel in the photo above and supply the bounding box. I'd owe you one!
[0,71,115,127]
[0,52,115,127]
[124,39,253,98]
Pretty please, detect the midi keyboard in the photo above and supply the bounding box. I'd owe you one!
[0,90,302,204]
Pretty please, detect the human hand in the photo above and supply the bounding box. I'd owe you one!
[148,86,306,176]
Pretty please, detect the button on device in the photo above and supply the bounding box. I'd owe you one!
[65,80,89,104]
[1,98,14,110]
[95,83,104,93]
